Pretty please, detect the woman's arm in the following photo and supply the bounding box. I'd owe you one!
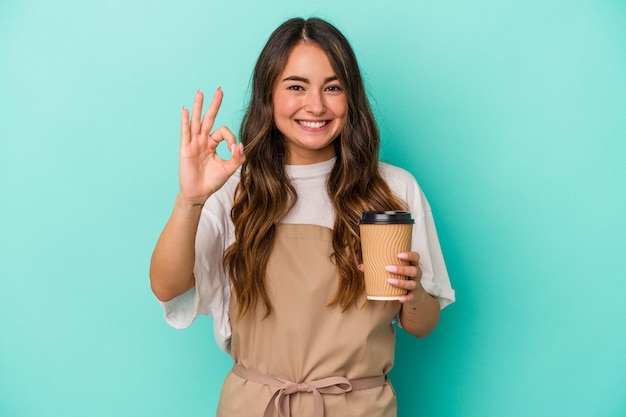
[149,88,244,302]
[149,195,204,301]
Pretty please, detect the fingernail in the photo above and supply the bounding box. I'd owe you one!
[397,253,410,260]
[230,143,234,153]
[387,278,399,285]
[398,296,408,303]
[385,265,398,273]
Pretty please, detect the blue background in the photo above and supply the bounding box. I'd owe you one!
[1,0,625,416]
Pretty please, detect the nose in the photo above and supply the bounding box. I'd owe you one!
[304,91,326,115]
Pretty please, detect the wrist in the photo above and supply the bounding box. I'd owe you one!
[175,193,208,212]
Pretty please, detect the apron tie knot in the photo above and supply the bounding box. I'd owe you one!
[232,364,386,417]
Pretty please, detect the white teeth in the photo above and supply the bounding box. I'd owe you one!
[299,120,328,128]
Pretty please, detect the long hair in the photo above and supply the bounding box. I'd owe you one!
[224,17,406,319]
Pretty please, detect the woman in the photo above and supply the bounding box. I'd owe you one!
[150,17,455,417]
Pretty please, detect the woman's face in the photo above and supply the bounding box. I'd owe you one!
[273,42,348,165]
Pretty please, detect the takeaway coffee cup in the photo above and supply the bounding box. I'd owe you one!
[359,211,415,300]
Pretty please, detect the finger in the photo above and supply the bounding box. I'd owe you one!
[211,127,246,171]
[385,264,420,279]
[398,280,427,304]
[357,264,364,272]
[397,251,420,264]
[224,142,246,172]
[398,294,413,304]
[209,126,237,149]
[387,278,418,291]
[190,90,204,136]
[181,106,190,145]
[201,87,224,137]
[387,279,416,304]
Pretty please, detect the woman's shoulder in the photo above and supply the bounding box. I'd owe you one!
[378,161,430,213]
[378,161,419,188]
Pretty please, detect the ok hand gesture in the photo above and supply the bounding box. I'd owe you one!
[179,88,245,205]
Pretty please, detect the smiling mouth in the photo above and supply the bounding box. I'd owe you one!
[297,120,329,129]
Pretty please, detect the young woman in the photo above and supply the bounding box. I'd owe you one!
[150,17,455,417]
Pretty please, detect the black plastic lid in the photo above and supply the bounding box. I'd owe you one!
[359,211,414,224]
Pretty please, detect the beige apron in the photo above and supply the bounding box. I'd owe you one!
[217,224,401,417]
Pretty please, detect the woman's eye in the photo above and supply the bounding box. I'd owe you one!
[326,85,342,92]
[288,85,305,91]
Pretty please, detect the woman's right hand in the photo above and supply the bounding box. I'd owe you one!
[178,88,245,205]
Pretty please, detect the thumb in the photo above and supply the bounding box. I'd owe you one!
[223,142,245,174]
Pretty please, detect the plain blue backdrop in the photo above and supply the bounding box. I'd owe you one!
[1,0,625,416]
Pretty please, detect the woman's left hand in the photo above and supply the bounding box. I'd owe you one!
[357,251,424,303]
[359,251,439,337]
[383,251,424,303]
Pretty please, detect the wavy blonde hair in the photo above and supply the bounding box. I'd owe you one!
[224,18,406,319]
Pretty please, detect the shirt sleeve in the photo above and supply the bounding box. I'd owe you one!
[157,188,234,354]
[382,164,456,309]
[412,210,456,309]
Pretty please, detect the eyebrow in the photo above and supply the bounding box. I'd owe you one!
[282,75,338,84]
